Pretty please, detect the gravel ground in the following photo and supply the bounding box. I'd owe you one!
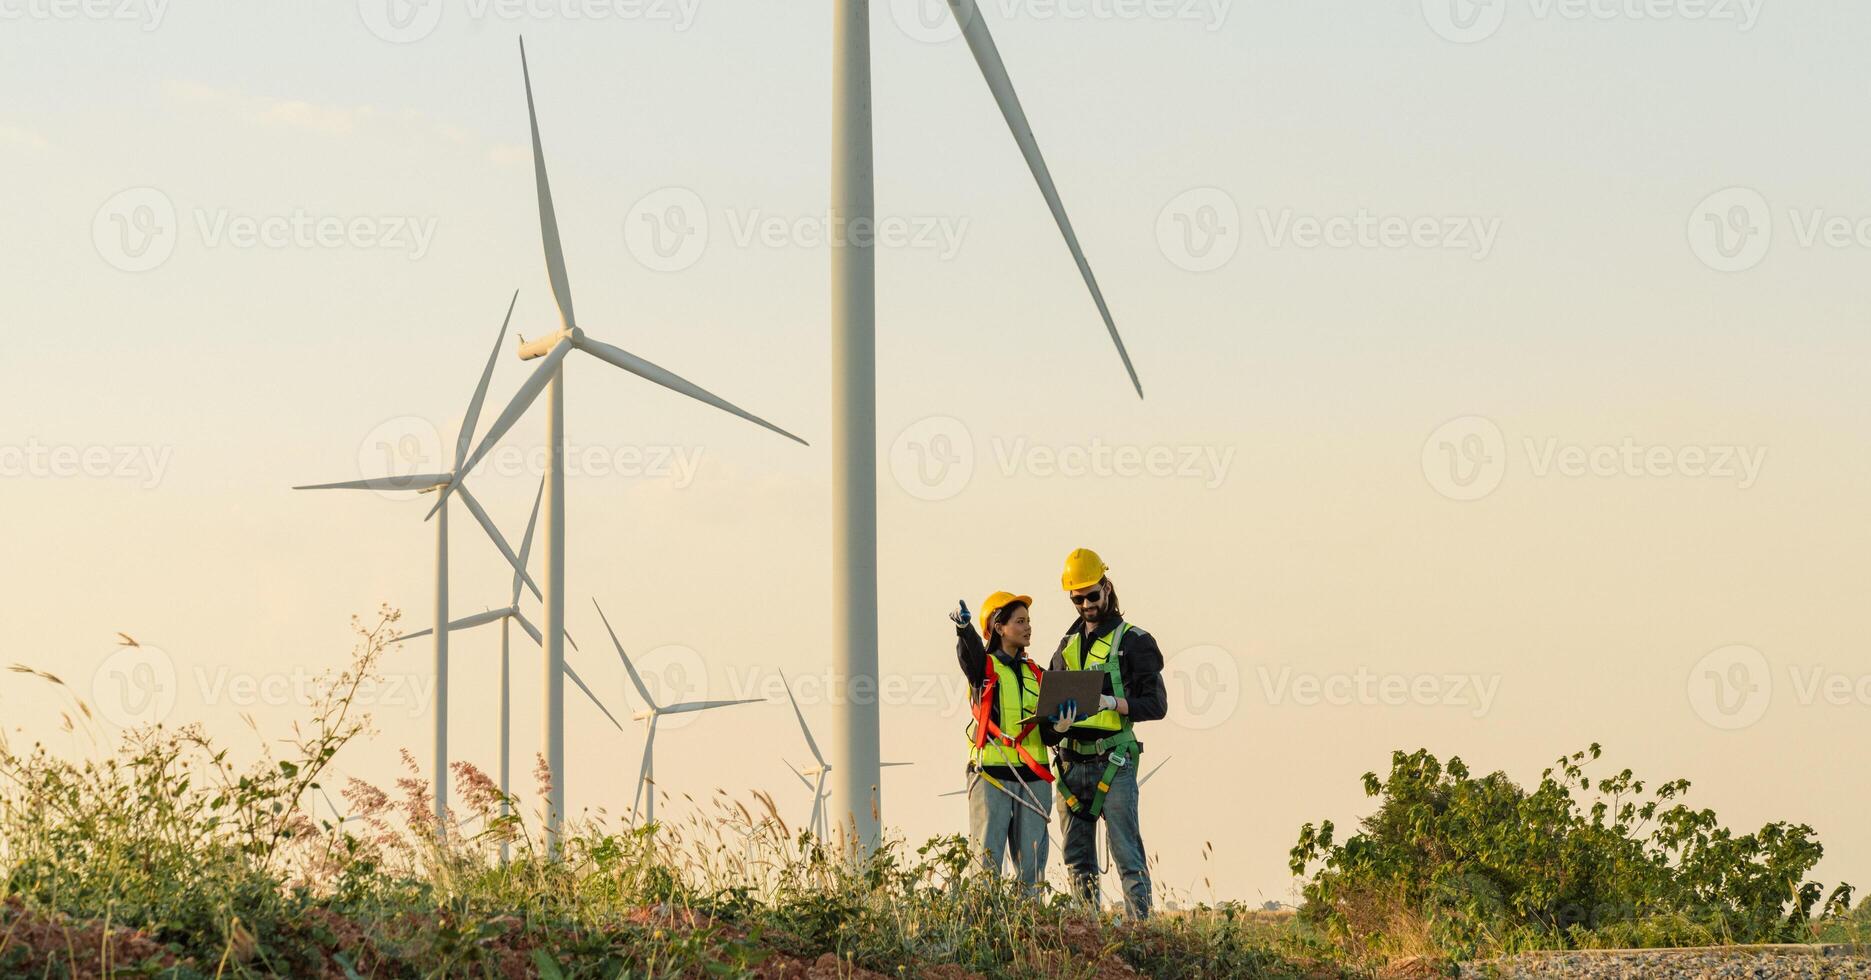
[1464,947,1871,979]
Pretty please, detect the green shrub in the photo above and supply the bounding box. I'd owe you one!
[1289,744,1854,965]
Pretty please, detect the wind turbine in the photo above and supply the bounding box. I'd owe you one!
[825,0,1145,852]
[778,670,909,839]
[593,599,763,827]
[395,479,627,860]
[294,291,540,827]
[435,40,808,848]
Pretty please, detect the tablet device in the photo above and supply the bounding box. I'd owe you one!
[1036,670,1106,721]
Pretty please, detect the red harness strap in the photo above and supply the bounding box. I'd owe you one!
[972,657,1053,783]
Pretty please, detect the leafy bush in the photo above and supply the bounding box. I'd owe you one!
[1289,744,1854,966]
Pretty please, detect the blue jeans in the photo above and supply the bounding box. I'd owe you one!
[968,771,1052,888]
[1057,755,1151,917]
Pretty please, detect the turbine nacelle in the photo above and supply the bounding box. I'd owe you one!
[518,326,578,360]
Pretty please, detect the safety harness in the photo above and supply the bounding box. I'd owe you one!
[1054,622,1141,821]
[970,653,1054,785]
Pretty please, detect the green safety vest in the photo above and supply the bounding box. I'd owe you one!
[1060,623,1132,734]
[969,654,1049,771]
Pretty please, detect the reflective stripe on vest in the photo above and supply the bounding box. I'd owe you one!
[970,654,1049,771]
[1060,622,1130,733]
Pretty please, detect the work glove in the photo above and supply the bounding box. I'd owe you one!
[1050,700,1078,733]
[948,600,971,631]
[1098,694,1119,713]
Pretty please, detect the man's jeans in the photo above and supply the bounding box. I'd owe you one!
[1057,755,1151,917]
[968,771,1052,887]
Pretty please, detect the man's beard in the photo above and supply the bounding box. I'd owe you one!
[1082,602,1107,625]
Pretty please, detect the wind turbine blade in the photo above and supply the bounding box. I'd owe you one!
[456,483,541,601]
[944,0,1143,398]
[662,697,762,715]
[778,670,826,769]
[880,762,913,768]
[429,336,574,521]
[784,759,814,793]
[633,719,656,818]
[393,626,434,643]
[519,37,576,332]
[938,789,967,798]
[575,334,809,446]
[458,290,520,472]
[1140,756,1170,786]
[513,610,544,647]
[512,477,546,605]
[592,599,656,709]
[292,474,451,492]
[565,662,625,732]
[448,608,512,633]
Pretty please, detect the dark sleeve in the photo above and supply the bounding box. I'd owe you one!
[1120,628,1168,724]
[956,624,988,690]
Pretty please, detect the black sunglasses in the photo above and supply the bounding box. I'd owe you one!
[1069,589,1103,607]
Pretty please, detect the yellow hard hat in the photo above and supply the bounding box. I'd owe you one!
[979,590,1033,641]
[1061,548,1109,592]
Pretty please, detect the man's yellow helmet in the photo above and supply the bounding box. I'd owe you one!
[1061,548,1109,592]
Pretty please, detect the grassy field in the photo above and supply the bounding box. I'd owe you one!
[2,611,1862,978]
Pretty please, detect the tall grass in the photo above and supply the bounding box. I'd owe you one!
[0,611,1326,979]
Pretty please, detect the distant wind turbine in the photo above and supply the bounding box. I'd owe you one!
[434,40,808,848]
[395,478,626,860]
[294,291,537,827]
[779,671,908,839]
[593,599,763,826]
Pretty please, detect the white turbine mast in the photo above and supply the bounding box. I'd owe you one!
[434,38,808,850]
[592,599,762,827]
[827,0,1144,854]
[779,670,908,840]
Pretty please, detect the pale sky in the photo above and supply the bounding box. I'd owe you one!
[3,0,1870,906]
